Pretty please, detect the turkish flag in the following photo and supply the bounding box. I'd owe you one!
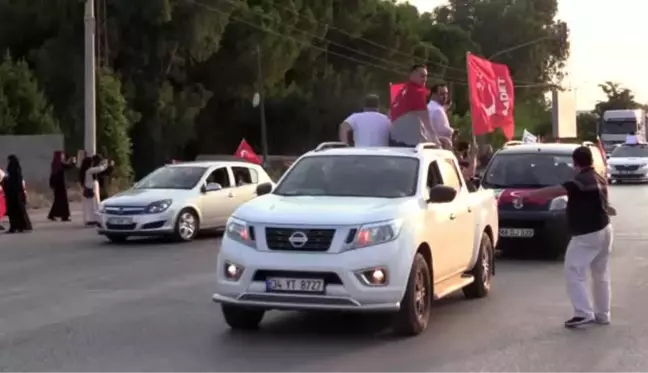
[388,82,406,120]
[0,187,5,218]
[390,83,405,105]
[234,139,262,165]
[466,53,515,139]
[596,135,607,168]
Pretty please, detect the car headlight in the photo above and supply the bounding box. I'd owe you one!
[352,219,403,249]
[549,196,567,211]
[145,199,172,213]
[226,218,256,248]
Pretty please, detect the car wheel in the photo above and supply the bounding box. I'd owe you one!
[173,208,199,242]
[392,253,432,336]
[463,233,493,299]
[221,304,265,330]
[106,234,128,243]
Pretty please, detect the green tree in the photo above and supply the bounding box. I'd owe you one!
[576,112,598,141]
[96,68,139,181]
[594,81,641,117]
[0,53,58,135]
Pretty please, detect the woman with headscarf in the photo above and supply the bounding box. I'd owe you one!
[47,151,76,221]
[79,156,108,226]
[2,155,32,233]
[91,154,113,201]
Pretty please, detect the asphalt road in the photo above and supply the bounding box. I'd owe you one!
[1,185,647,372]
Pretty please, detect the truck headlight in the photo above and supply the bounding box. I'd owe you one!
[549,196,567,211]
[145,199,172,213]
[352,219,403,248]
[226,218,256,248]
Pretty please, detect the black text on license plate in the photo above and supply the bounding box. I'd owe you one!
[499,228,534,238]
[109,218,132,225]
[266,277,325,293]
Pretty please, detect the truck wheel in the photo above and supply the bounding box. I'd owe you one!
[463,234,493,299]
[221,304,265,330]
[392,253,432,336]
[173,208,199,242]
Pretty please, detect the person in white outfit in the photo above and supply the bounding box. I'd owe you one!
[520,146,616,328]
[79,157,108,226]
[339,94,390,147]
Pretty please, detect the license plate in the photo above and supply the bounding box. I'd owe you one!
[618,170,630,174]
[499,228,534,238]
[266,277,325,293]
[108,217,133,225]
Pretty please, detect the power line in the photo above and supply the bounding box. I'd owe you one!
[218,0,552,87]
[186,0,552,89]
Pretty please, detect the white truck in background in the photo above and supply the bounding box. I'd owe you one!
[601,109,646,154]
[212,142,499,336]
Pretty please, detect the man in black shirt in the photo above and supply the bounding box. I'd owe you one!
[521,146,616,328]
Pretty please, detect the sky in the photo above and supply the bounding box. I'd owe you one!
[405,0,648,110]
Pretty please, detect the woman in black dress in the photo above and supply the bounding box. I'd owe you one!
[2,155,32,233]
[47,151,75,221]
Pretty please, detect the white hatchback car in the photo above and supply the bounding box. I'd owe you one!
[213,142,498,336]
[97,159,273,243]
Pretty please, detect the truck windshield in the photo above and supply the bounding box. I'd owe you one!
[610,145,648,158]
[274,155,419,198]
[482,153,575,188]
[602,120,637,134]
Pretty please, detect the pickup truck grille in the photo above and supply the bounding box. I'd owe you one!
[265,227,335,252]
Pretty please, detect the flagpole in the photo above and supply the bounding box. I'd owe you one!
[256,44,269,166]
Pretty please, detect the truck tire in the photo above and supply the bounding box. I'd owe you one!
[392,253,432,336]
[221,304,265,330]
[463,233,493,299]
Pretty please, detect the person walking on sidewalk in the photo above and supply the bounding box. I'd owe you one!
[520,146,616,328]
[0,167,5,231]
[47,151,76,222]
[2,155,32,233]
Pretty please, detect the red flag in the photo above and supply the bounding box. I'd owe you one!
[234,139,262,165]
[596,136,607,168]
[466,53,515,139]
[389,83,405,105]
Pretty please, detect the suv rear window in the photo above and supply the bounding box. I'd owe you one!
[482,153,575,188]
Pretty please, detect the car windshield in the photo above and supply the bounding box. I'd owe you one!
[610,145,648,158]
[482,153,575,188]
[133,166,207,190]
[274,155,419,198]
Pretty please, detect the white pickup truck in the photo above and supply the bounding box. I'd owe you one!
[212,142,499,336]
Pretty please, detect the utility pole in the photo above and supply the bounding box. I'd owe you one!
[84,0,97,156]
[256,44,269,165]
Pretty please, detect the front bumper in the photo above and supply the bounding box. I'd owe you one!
[497,210,569,253]
[609,171,648,182]
[212,237,411,312]
[96,209,178,236]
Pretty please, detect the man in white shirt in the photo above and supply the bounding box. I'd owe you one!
[339,94,390,147]
[427,83,454,144]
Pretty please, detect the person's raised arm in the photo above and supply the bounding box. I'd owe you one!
[339,115,354,145]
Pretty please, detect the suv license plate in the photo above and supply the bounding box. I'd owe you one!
[500,228,534,238]
[266,277,325,293]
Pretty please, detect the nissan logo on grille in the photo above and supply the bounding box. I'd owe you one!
[288,231,308,248]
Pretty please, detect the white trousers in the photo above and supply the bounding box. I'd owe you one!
[82,196,100,223]
[564,224,613,321]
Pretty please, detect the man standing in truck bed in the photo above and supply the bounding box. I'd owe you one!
[389,64,438,147]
